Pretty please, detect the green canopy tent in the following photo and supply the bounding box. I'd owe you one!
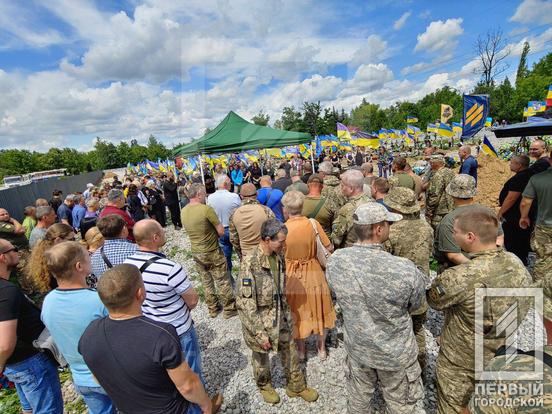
[173,111,312,157]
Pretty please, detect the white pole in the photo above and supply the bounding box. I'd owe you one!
[198,154,205,185]
[310,142,315,172]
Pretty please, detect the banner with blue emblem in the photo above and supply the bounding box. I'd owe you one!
[462,94,489,138]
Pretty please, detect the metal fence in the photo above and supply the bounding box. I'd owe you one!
[0,171,103,221]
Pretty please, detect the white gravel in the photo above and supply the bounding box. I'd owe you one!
[158,227,546,413]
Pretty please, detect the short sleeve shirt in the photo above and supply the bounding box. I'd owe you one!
[57,203,73,226]
[522,167,552,226]
[0,279,43,365]
[181,204,221,253]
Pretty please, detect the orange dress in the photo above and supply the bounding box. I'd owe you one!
[284,216,336,340]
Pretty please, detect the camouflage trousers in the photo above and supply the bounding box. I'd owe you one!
[530,224,552,284]
[251,318,306,393]
[192,250,236,314]
[412,312,427,377]
[345,356,425,414]
[436,355,475,414]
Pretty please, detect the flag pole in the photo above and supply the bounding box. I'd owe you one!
[198,153,205,185]
[310,142,315,172]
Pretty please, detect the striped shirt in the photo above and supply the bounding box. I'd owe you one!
[124,251,193,336]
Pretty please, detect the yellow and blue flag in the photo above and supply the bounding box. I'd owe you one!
[482,136,498,157]
[406,115,418,123]
[547,85,552,107]
[426,123,438,134]
[462,94,489,138]
[484,117,492,127]
[336,122,352,141]
[452,122,463,134]
[437,123,453,138]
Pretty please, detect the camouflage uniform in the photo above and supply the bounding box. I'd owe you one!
[228,199,275,258]
[384,187,434,376]
[321,175,347,210]
[388,172,416,192]
[192,250,236,315]
[331,193,374,249]
[236,245,307,393]
[428,248,532,414]
[425,166,455,230]
[327,243,427,413]
[467,346,552,413]
[530,224,552,284]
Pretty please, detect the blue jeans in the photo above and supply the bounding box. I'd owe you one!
[180,326,204,414]
[4,352,63,414]
[218,227,234,285]
[378,162,387,178]
[74,384,116,414]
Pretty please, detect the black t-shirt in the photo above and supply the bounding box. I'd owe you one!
[78,316,188,414]
[499,169,534,222]
[0,278,43,365]
[529,157,550,175]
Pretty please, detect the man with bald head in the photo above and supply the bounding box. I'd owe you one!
[124,219,208,409]
[331,169,374,248]
[528,139,550,175]
[458,145,478,184]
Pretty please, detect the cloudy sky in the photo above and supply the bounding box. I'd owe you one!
[0,0,551,151]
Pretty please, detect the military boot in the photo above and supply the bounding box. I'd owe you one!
[286,387,319,402]
[259,384,280,404]
[208,306,222,318]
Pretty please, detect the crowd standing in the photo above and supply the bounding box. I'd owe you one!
[0,139,550,414]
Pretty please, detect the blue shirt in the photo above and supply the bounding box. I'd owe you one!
[57,203,73,226]
[257,187,284,221]
[231,169,244,185]
[72,204,86,230]
[41,288,108,387]
[91,239,138,279]
[459,155,478,184]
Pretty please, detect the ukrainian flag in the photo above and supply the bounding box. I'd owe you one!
[337,122,352,141]
[406,115,418,123]
[437,123,453,138]
[482,136,498,157]
[484,117,492,127]
[378,129,388,139]
[426,123,438,134]
[452,122,463,134]
[547,84,552,107]
[339,140,352,151]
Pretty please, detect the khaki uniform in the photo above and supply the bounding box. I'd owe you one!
[321,175,347,210]
[236,245,306,393]
[331,193,373,249]
[228,199,275,259]
[425,167,455,229]
[428,248,532,414]
[181,204,236,314]
[530,224,552,284]
[385,215,434,375]
[388,172,416,192]
[302,196,337,236]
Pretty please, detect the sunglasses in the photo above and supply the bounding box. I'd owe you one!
[0,246,19,254]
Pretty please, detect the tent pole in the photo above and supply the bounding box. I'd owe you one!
[198,154,205,185]
[310,142,315,172]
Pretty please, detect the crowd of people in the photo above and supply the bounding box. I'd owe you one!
[0,139,550,414]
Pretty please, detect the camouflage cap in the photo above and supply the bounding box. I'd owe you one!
[353,202,402,225]
[430,154,445,162]
[446,174,477,198]
[383,187,420,214]
[240,183,257,197]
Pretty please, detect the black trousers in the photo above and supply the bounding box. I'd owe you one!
[503,218,532,265]
[167,202,182,228]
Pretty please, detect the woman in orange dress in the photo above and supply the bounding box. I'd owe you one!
[281,191,336,360]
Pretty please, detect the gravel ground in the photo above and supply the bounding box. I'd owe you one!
[61,226,546,414]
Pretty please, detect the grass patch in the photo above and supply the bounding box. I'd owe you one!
[0,388,21,414]
[430,258,439,272]
[65,397,87,413]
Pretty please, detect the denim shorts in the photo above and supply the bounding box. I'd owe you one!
[74,384,116,414]
[4,352,63,414]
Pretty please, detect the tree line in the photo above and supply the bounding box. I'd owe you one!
[1,50,550,181]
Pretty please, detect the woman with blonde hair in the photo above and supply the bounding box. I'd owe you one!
[26,223,75,299]
[281,190,336,361]
[82,226,104,254]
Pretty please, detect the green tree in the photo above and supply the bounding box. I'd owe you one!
[277,106,305,131]
[302,101,324,137]
[516,41,530,83]
[146,135,170,161]
[251,110,270,126]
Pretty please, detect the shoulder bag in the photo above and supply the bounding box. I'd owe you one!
[309,218,330,269]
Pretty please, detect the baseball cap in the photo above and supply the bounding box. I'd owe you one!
[383,187,420,214]
[353,202,402,225]
[240,183,257,197]
[307,174,323,184]
[446,174,477,198]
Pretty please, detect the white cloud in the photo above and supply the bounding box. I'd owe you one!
[349,35,388,67]
[418,10,431,19]
[401,54,453,76]
[393,12,411,30]
[510,0,552,25]
[340,63,394,98]
[414,18,464,53]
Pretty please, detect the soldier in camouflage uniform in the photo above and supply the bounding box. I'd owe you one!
[331,169,374,249]
[228,183,275,259]
[428,205,531,414]
[318,161,347,210]
[327,202,427,413]
[236,219,319,405]
[384,187,434,378]
[388,156,416,191]
[425,155,455,230]
[181,183,236,318]
[520,156,552,284]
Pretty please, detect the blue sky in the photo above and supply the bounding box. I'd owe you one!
[0,0,551,151]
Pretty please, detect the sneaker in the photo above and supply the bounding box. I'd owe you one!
[222,309,238,319]
[286,387,319,402]
[259,385,280,404]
